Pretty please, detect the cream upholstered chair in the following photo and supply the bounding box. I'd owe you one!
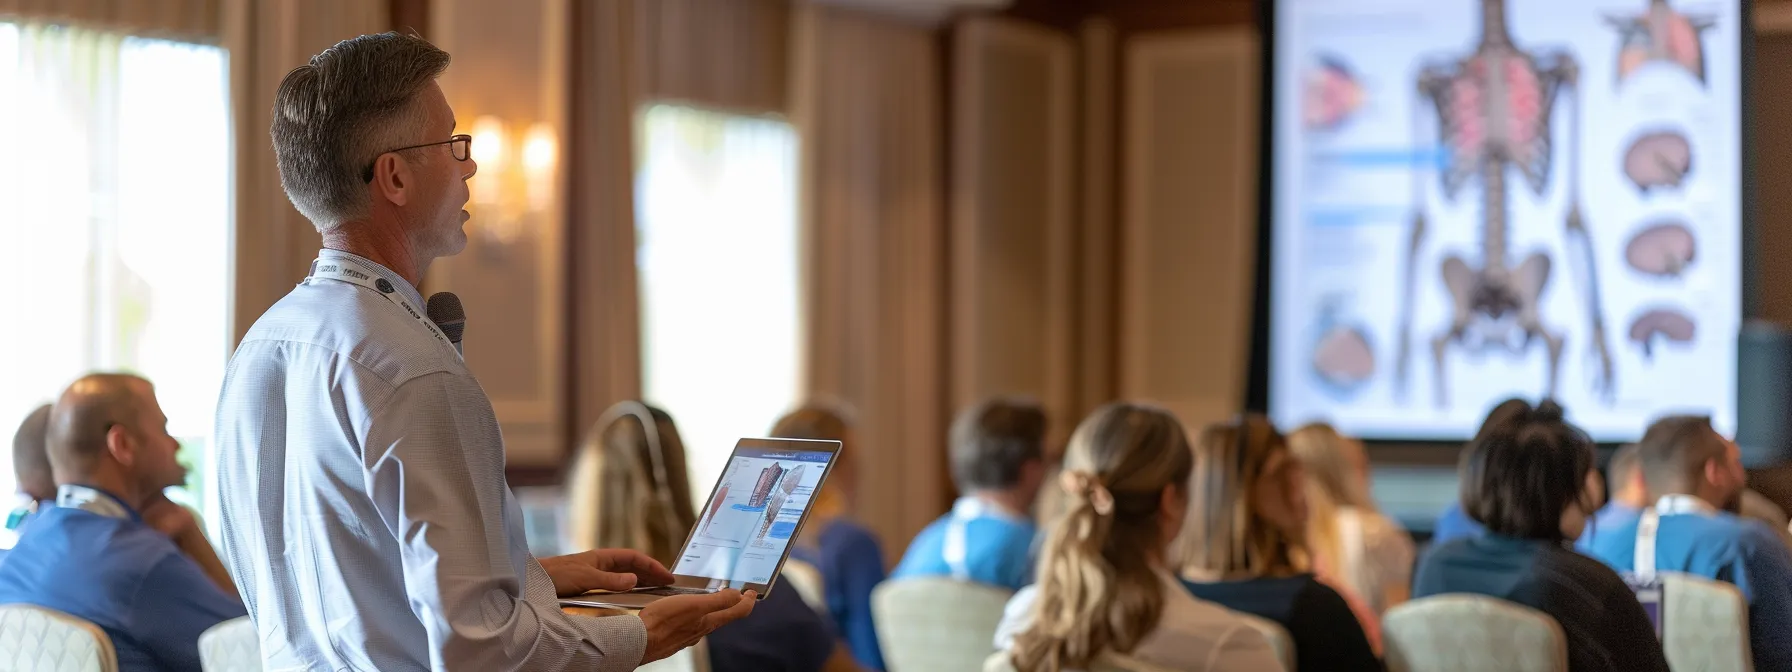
[873,577,1013,672]
[1383,594,1567,672]
[981,650,1183,672]
[781,558,829,615]
[1661,573,1752,672]
[198,616,261,672]
[638,637,710,672]
[1235,612,1296,672]
[0,603,118,672]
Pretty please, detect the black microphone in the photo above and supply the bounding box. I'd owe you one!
[427,292,466,356]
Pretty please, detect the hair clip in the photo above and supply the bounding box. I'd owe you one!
[1059,469,1115,516]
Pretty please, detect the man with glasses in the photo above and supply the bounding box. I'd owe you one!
[213,33,752,672]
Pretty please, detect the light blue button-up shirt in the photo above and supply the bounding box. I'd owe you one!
[214,249,646,671]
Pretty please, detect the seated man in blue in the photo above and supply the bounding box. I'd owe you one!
[1581,415,1792,672]
[0,374,245,672]
[1577,443,1645,550]
[893,397,1046,591]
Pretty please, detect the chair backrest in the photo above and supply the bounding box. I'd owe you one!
[981,650,1183,672]
[1662,573,1752,672]
[781,558,829,615]
[1383,595,1567,672]
[1235,612,1296,672]
[638,637,710,672]
[872,577,1013,672]
[0,603,118,672]
[198,616,261,672]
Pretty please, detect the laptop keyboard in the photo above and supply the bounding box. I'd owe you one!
[632,586,715,597]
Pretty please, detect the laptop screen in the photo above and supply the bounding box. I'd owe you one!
[673,444,835,588]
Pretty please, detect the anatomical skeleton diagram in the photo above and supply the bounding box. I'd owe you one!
[1396,0,1614,407]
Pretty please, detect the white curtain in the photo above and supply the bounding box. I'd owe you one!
[0,22,230,540]
[635,104,802,498]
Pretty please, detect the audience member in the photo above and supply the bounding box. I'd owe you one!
[6,404,53,534]
[1432,397,1531,543]
[1582,415,1792,672]
[568,402,858,672]
[0,374,244,672]
[1288,422,1414,615]
[1176,414,1381,672]
[1414,401,1667,672]
[772,403,888,671]
[1580,443,1645,545]
[893,397,1047,591]
[995,403,1278,671]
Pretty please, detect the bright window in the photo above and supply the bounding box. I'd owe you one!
[0,23,231,546]
[635,104,802,500]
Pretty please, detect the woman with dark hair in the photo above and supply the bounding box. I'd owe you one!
[1413,400,1668,672]
[1431,397,1532,543]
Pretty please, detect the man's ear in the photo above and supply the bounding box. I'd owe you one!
[1705,457,1731,489]
[371,154,413,207]
[106,424,135,468]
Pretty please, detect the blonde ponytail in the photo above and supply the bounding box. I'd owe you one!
[1010,404,1194,672]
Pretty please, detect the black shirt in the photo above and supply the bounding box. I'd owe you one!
[1413,534,1669,672]
[1182,573,1382,672]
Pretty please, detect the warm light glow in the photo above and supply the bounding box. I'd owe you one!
[523,123,557,214]
[471,115,506,166]
[523,122,557,173]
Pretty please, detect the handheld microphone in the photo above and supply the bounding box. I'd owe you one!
[427,292,466,356]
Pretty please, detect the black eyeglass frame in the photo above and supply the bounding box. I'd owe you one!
[361,134,473,182]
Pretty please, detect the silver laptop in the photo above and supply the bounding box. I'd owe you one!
[559,437,841,610]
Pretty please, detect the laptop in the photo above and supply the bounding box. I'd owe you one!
[560,437,842,610]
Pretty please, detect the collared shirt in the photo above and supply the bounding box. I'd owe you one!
[891,496,1037,591]
[0,485,245,672]
[213,249,646,672]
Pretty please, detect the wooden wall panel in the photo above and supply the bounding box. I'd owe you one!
[950,16,1078,446]
[1119,28,1259,431]
[428,0,568,465]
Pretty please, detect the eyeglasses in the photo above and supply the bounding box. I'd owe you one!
[362,134,473,182]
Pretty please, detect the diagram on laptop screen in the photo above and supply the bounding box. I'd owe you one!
[675,448,829,587]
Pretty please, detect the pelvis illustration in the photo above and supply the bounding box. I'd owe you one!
[1395,0,1614,408]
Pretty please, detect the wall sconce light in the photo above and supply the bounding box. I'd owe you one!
[468,114,558,246]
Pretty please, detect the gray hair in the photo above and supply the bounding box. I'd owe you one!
[272,32,450,230]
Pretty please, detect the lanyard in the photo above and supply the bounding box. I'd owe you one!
[305,256,460,359]
[1635,494,1717,578]
[56,485,134,521]
[943,496,1028,580]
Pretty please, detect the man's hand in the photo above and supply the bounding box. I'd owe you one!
[540,549,677,598]
[639,589,756,664]
[140,493,199,539]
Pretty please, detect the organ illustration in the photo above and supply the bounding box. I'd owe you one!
[1628,307,1696,357]
[1305,55,1366,131]
[1396,0,1613,408]
[1624,221,1697,278]
[1608,0,1715,87]
[1624,130,1693,193]
[756,464,807,543]
[749,463,785,508]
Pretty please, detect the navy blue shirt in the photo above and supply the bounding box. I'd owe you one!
[706,571,837,672]
[1182,574,1381,672]
[789,518,886,670]
[1415,534,1667,672]
[0,493,245,672]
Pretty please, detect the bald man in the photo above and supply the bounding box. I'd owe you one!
[6,404,53,527]
[0,374,244,672]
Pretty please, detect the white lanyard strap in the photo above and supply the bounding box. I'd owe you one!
[56,485,131,520]
[943,496,1028,580]
[306,257,459,359]
[1635,495,1717,578]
